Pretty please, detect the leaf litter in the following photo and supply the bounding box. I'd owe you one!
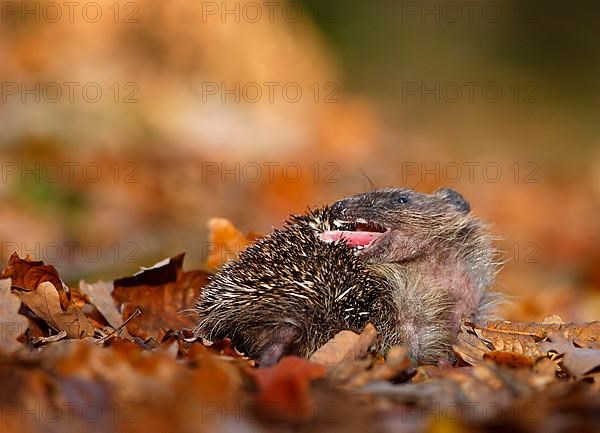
[0,220,598,433]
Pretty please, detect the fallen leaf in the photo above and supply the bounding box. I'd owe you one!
[78,280,127,333]
[483,351,534,367]
[453,323,494,365]
[453,319,600,365]
[196,337,247,360]
[0,252,69,308]
[0,278,28,353]
[481,320,600,348]
[539,333,600,379]
[206,218,256,270]
[310,323,377,365]
[530,357,560,389]
[18,282,94,338]
[343,346,413,389]
[112,254,210,339]
[250,356,326,423]
[114,254,185,287]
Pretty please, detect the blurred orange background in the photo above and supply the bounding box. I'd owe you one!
[1,0,599,322]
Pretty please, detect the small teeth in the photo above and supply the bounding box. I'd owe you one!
[352,244,372,256]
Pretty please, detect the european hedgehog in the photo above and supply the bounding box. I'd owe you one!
[195,188,500,366]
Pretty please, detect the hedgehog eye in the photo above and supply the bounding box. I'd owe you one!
[396,195,409,204]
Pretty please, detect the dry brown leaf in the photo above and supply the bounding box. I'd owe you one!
[539,333,600,379]
[454,319,600,365]
[6,338,243,432]
[250,356,326,423]
[0,278,28,353]
[345,346,412,389]
[529,357,560,388]
[310,323,377,365]
[453,324,494,365]
[471,322,546,360]
[78,280,127,332]
[112,254,210,339]
[483,351,534,367]
[482,320,600,348]
[0,253,69,308]
[18,282,94,338]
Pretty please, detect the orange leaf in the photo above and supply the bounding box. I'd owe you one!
[251,356,326,423]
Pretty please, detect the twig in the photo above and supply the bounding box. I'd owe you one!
[96,307,142,344]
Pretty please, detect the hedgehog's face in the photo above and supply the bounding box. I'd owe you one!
[319,188,471,264]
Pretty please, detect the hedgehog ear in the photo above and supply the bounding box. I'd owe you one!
[258,320,302,367]
[434,188,471,213]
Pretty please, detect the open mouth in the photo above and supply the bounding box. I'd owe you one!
[319,218,388,251]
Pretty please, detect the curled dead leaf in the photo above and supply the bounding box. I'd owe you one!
[17,282,94,338]
[1,252,69,308]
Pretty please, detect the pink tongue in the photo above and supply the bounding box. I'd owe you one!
[319,230,383,248]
